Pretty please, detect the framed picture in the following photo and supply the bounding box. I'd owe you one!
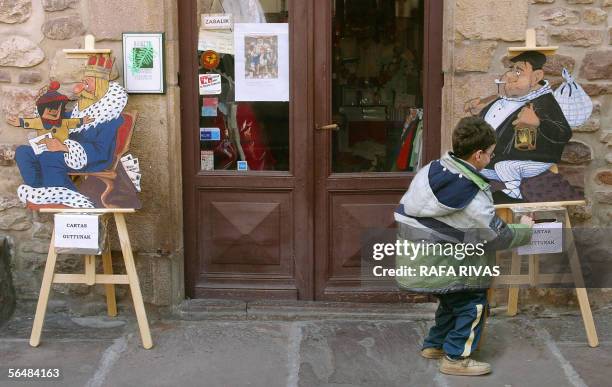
[122,32,165,94]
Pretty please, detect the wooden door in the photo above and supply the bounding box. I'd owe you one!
[313,0,443,301]
[179,0,313,299]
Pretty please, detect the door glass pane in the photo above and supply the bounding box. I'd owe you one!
[196,0,290,172]
[332,0,424,173]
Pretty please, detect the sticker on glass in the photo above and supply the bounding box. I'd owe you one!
[201,50,221,70]
[199,73,222,95]
[237,161,248,171]
[201,150,214,171]
[200,127,221,141]
[201,97,218,117]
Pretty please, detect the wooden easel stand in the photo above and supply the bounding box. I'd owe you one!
[30,208,153,349]
[490,200,598,348]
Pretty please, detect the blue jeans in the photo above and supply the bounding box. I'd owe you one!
[15,145,77,191]
[422,291,488,358]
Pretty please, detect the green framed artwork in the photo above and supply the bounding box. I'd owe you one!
[122,32,166,94]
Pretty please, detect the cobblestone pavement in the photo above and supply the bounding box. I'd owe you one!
[0,301,611,387]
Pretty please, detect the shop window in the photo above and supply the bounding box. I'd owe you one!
[332,0,424,173]
[197,0,290,172]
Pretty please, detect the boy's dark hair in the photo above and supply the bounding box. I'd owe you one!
[452,116,496,160]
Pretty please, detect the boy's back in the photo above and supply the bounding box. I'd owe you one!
[393,117,532,376]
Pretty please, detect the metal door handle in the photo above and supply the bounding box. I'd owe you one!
[316,123,339,130]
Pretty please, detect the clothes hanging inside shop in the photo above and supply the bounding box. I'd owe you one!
[210,103,276,170]
[393,108,423,171]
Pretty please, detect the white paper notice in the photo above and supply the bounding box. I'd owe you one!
[234,23,289,102]
[517,222,563,255]
[198,30,234,54]
[54,214,100,254]
[199,74,222,95]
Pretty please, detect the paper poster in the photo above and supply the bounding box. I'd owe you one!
[199,73,222,95]
[517,222,563,255]
[123,33,165,93]
[54,214,101,254]
[234,23,289,102]
[201,13,233,30]
[201,150,214,171]
[198,30,234,54]
[200,127,221,141]
[201,97,218,116]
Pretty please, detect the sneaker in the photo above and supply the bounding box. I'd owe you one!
[420,347,445,359]
[439,356,491,376]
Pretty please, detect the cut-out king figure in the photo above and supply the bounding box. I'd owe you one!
[12,55,128,208]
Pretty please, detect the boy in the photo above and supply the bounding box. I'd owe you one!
[394,117,533,376]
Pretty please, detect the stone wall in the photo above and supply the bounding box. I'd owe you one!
[2,0,609,312]
[0,0,183,312]
[444,0,612,306]
[0,236,16,324]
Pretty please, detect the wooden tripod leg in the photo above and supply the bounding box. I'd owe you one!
[487,288,495,308]
[507,251,521,316]
[114,213,153,349]
[102,248,117,317]
[529,255,539,287]
[490,246,501,308]
[84,255,95,286]
[564,212,599,348]
[575,288,598,347]
[30,230,58,347]
[497,208,520,316]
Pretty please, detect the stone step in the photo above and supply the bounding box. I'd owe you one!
[175,299,436,321]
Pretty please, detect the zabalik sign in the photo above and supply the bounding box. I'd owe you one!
[202,14,233,30]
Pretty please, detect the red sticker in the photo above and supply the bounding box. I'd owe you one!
[201,50,220,70]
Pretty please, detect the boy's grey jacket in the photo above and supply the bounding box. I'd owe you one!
[394,152,531,294]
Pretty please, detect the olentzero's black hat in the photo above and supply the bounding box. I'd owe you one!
[510,51,547,70]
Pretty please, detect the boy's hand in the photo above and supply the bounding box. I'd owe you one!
[83,115,94,124]
[520,215,535,227]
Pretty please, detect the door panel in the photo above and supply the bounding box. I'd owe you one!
[180,0,441,301]
[179,0,311,300]
[195,189,298,299]
[313,0,443,301]
[200,190,292,271]
[330,193,400,274]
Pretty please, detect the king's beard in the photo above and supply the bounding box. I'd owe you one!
[70,81,128,133]
[77,78,110,110]
[78,91,96,110]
